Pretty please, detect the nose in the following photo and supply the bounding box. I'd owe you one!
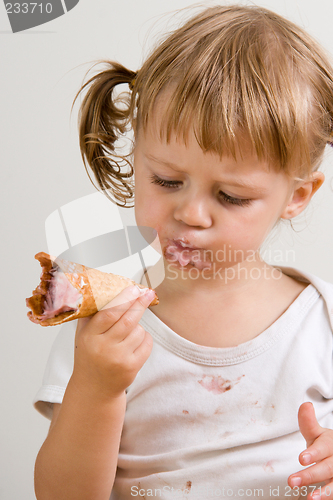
[173,193,212,228]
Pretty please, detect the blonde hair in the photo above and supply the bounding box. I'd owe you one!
[75,4,333,206]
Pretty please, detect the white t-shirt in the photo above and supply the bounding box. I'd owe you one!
[34,268,333,499]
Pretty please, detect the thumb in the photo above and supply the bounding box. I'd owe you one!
[298,402,324,448]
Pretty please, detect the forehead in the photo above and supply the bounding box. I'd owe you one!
[137,104,271,173]
[136,88,280,171]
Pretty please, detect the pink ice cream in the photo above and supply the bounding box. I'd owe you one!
[164,239,212,270]
[41,269,83,320]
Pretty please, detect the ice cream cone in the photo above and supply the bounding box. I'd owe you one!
[26,252,158,326]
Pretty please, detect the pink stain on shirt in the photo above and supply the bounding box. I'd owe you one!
[198,375,233,394]
[198,374,245,394]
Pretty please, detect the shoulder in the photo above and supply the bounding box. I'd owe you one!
[279,266,333,330]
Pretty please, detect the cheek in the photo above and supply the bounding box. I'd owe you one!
[134,173,150,222]
[134,198,149,227]
[220,204,279,249]
[134,189,165,228]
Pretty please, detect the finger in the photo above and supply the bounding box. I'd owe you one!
[121,324,147,352]
[106,288,155,342]
[100,285,150,311]
[299,402,325,448]
[132,330,153,362]
[299,431,333,467]
[88,285,152,334]
[289,456,333,489]
[313,481,333,500]
[307,481,333,500]
[75,284,144,334]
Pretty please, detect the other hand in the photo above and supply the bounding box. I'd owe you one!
[288,402,333,499]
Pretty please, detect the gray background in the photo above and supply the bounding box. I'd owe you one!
[1,0,333,498]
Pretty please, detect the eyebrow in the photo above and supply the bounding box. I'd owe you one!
[146,154,180,170]
[145,154,267,192]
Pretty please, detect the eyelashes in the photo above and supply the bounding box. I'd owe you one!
[149,174,252,207]
[149,174,181,188]
[218,191,252,207]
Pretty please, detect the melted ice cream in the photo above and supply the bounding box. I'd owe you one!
[165,241,212,270]
[42,268,82,319]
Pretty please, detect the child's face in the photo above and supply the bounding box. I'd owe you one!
[133,116,296,275]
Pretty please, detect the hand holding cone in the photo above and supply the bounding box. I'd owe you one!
[26,252,159,326]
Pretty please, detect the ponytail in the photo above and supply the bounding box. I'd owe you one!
[74,62,137,206]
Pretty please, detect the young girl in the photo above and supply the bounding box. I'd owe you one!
[34,5,333,500]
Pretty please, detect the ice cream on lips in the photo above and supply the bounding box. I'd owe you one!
[164,238,212,270]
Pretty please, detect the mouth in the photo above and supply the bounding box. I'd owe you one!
[174,238,201,250]
[164,238,212,270]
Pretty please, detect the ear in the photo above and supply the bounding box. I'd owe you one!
[280,171,325,220]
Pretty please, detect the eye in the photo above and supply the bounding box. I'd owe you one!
[150,174,252,206]
[218,191,252,207]
[150,174,181,188]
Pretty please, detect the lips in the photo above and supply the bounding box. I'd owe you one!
[174,238,201,250]
[164,238,212,270]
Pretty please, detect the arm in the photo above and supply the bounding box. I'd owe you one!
[34,285,155,500]
[35,388,126,500]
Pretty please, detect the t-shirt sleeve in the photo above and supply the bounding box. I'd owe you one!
[33,320,76,420]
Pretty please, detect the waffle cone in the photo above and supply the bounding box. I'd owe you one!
[26,252,158,326]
